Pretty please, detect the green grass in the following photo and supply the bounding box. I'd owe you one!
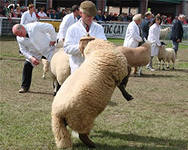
[0,38,188,150]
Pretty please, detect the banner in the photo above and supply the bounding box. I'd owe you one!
[98,21,128,39]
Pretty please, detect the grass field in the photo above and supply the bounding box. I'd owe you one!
[0,38,188,150]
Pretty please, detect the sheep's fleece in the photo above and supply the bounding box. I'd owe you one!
[51,39,128,149]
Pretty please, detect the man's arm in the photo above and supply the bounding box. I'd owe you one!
[18,38,39,65]
[64,27,80,55]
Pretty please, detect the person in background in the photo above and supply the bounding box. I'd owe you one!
[15,6,22,18]
[170,14,185,59]
[20,4,37,24]
[12,22,56,93]
[102,11,109,21]
[95,10,103,21]
[147,15,162,71]
[59,8,66,19]
[57,5,79,44]
[38,7,48,19]
[123,14,143,75]
[64,0,106,73]
[141,11,152,39]
[123,14,143,48]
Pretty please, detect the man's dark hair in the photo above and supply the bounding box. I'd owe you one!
[71,5,79,12]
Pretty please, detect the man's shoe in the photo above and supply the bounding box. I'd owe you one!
[18,88,28,93]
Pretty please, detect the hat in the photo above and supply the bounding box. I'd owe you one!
[80,1,97,17]
[145,11,152,16]
[133,14,142,21]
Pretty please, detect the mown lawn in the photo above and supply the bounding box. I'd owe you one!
[0,38,188,150]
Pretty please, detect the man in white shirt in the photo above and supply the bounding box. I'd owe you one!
[123,14,143,48]
[64,1,106,73]
[20,4,38,25]
[57,5,79,43]
[12,22,56,93]
[123,14,143,75]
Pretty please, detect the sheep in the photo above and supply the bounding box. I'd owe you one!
[50,48,70,96]
[41,57,50,79]
[51,39,130,149]
[160,27,170,40]
[116,42,151,76]
[79,35,133,101]
[158,43,175,70]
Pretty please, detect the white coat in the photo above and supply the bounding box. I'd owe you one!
[148,23,161,56]
[64,19,106,73]
[17,22,57,64]
[57,13,78,41]
[20,10,37,25]
[123,21,143,48]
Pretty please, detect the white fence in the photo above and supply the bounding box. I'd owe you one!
[0,17,188,40]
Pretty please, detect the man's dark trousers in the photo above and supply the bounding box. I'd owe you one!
[21,60,33,91]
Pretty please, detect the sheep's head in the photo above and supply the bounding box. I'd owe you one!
[79,34,95,55]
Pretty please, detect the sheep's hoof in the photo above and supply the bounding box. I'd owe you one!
[53,92,57,96]
[79,134,96,148]
[126,94,134,101]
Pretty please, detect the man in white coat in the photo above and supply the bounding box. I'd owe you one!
[57,5,79,43]
[64,0,106,73]
[123,14,143,75]
[20,4,38,25]
[123,14,143,48]
[12,22,56,93]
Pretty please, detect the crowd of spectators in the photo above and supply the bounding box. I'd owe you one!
[0,1,188,24]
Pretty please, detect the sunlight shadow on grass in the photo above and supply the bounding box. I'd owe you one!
[28,91,53,96]
[91,130,188,150]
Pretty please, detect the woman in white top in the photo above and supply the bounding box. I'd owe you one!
[147,15,162,71]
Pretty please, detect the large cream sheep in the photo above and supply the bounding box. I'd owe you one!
[116,43,151,76]
[51,39,129,149]
[158,43,175,70]
[50,48,70,96]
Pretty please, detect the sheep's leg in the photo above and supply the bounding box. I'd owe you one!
[53,79,61,96]
[52,114,72,148]
[133,67,137,75]
[158,60,161,70]
[42,58,49,79]
[172,60,175,70]
[79,133,96,148]
[166,61,170,69]
[118,67,134,101]
[162,60,165,70]
[137,67,142,76]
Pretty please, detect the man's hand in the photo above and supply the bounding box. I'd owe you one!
[177,39,181,43]
[30,56,40,65]
[49,41,56,46]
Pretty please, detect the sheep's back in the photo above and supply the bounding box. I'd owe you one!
[50,49,70,84]
[117,43,151,66]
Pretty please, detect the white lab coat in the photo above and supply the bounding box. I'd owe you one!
[123,21,143,48]
[148,23,161,56]
[64,19,106,73]
[17,22,57,65]
[57,13,78,41]
[20,10,37,25]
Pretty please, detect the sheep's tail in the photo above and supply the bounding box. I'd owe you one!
[52,114,72,149]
